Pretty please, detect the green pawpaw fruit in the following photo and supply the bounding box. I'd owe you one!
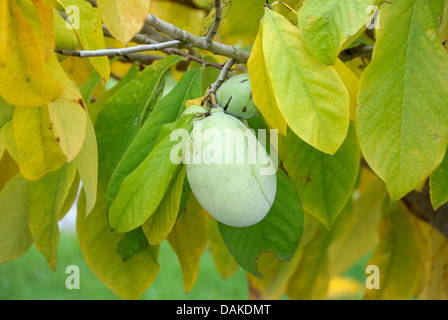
[184,111,276,227]
[216,73,260,120]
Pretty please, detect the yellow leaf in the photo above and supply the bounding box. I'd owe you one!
[43,0,64,11]
[59,0,110,81]
[286,214,332,300]
[74,113,97,216]
[261,8,350,154]
[0,0,62,107]
[150,1,206,35]
[328,168,387,276]
[248,22,287,136]
[411,215,448,299]
[366,202,423,300]
[219,0,265,46]
[0,120,18,162]
[77,189,160,300]
[28,162,76,270]
[334,59,359,122]
[13,106,67,180]
[97,0,150,45]
[247,251,300,300]
[46,55,87,162]
[0,139,4,161]
[0,149,19,192]
[167,194,207,293]
[327,276,364,300]
[110,59,134,79]
[0,174,33,264]
[32,0,55,61]
[16,0,55,61]
[60,56,92,87]
[185,96,205,109]
[206,216,239,279]
[344,57,367,78]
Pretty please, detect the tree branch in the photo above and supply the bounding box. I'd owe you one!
[122,53,162,65]
[130,32,223,69]
[403,185,448,239]
[203,58,235,106]
[145,13,250,63]
[54,40,181,58]
[204,0,223,48]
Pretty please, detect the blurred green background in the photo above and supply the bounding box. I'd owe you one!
[0,204,249,300]
[0,204,369,300]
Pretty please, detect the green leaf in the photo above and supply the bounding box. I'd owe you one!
[58,0,110,81]
[89,64,139,124]
[279,123,360,229]
[430,150,448,210]
[105,68,203,212]
[167,193,207,293]
[142,165,186,245]
[176,175,191,221]
[77,189,160,300]
[0,95,14,130]
[357,0,448,201]
[219,0,264,45]
[298,0,378,65]
[218,169,304,276]
[28,162,76,270]
[95,56,181,182]
[190,58,221,95]
[366,202,423,300]
[0,174,33,264]
[116,227,149,262]
[79,70,101,108]
[261,8,350,154]
[108,114,194,233]
[334,59,359,122]
[440,0,448,48]
[13,106,67,180]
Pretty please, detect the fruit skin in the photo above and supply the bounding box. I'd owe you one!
[185,111,276,227]
[216,73,260,120]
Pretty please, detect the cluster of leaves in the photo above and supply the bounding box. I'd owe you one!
[1,0,448,301]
